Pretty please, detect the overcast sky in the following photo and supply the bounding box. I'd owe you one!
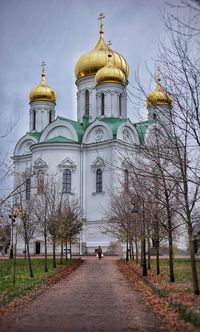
[0,0,182,192]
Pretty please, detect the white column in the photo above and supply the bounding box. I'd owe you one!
[122,92,127,118]
[77,91,81,121]
[105,92,111,116]
[81,90,85,119]
[112,93,119,117]
[96,93,101,116]
[29,109,32,131]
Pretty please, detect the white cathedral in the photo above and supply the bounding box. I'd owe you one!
[13,19,172,255]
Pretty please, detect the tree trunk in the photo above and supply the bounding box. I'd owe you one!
[130,240,134,261]
[135,240,139,263]
[155,243,160,275]
[65,242,68,261]
[142,236,147,276]
[44,231,48,272]
[126,232,129,262]
[69,238,72,259]
[60,242,63,265]
[147,236,151,270]
[168,226,175,282]
[140,239,143,267]
[24,242,27,259]
[188,226,199,295]
[26,240,34,278]
[53,241,56,268]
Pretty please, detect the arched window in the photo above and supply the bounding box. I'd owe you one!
[101,93,105,115]
[153,113,157,120]
[33,110,36,130]
[124,169,129,191]
[119,94,122,116]
[37,170,44,193]
[62,169,71,193]
[85,90,89,116]
[96,169,103,193]
[26,178,31,201]
[49,110,52,124]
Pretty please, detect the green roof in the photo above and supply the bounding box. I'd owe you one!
[29,132,42,141]
[100,117,126,138]
[45,135,78,144]
[134,119,155,145]
[57,116,85,143]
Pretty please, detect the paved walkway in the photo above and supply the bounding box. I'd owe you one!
[0,257,167,332]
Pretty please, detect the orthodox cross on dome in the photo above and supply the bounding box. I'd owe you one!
[98,13,105,34]
[41,61,46,79]
[156,64,161,83]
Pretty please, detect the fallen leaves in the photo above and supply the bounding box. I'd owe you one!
[117,259,200,332]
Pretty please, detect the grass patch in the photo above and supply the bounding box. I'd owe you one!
[150,258,200,284]
[0,258,80,307]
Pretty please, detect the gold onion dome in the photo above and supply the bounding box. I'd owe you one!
[95,54,126,85]
[29,62,56,104]
[75,15,129,81]
[147,66,172,107]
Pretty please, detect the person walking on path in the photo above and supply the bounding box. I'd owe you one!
[97,245,102,259]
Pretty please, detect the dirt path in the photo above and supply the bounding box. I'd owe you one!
[0,257,167,332]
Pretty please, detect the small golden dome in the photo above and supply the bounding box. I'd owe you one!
[147,67,172,107]
[75,34,129,81]
[29,62,56,104]
[95,54,126,85]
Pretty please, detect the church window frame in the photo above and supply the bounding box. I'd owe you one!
[101,93,105,115]
[37,170,44,194]
[25,178,31,201]
[62,169,71,193]
[85,90,90,116]
[96,168,103,193]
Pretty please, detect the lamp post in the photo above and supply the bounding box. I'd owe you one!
[9,214,16,259]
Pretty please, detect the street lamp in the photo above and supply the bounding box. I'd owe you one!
[9,214,16,259]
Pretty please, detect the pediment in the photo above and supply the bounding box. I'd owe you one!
[91,157,105,169]
[34,158,48,169]
[58,157,77,171]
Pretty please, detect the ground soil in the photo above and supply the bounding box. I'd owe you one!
[0,257,168,332]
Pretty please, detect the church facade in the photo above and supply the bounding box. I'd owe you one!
[12,21,172,255]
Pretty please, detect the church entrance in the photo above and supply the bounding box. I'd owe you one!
[35,241,41,254]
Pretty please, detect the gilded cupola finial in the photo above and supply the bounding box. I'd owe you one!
[146,65,173,107]
[98,13,105,34]
[41,61,46,80]
[156,64,161,84]
[29,62,56,104]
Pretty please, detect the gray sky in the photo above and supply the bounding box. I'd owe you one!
[0,0,179,191]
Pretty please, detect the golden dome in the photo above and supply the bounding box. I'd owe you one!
[95,54,126,85]
[75,33,129,81]
[29,62,56,104]
[147,67,172,107]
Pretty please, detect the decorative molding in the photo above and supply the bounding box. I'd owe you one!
[58,157,77,172]
[34,158,48,169]
[91,157,105,169]
[94,128,104,141]
[122,128,132,141]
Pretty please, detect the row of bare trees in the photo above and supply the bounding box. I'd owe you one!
[12,175,83,278]
[106,0,200,295]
